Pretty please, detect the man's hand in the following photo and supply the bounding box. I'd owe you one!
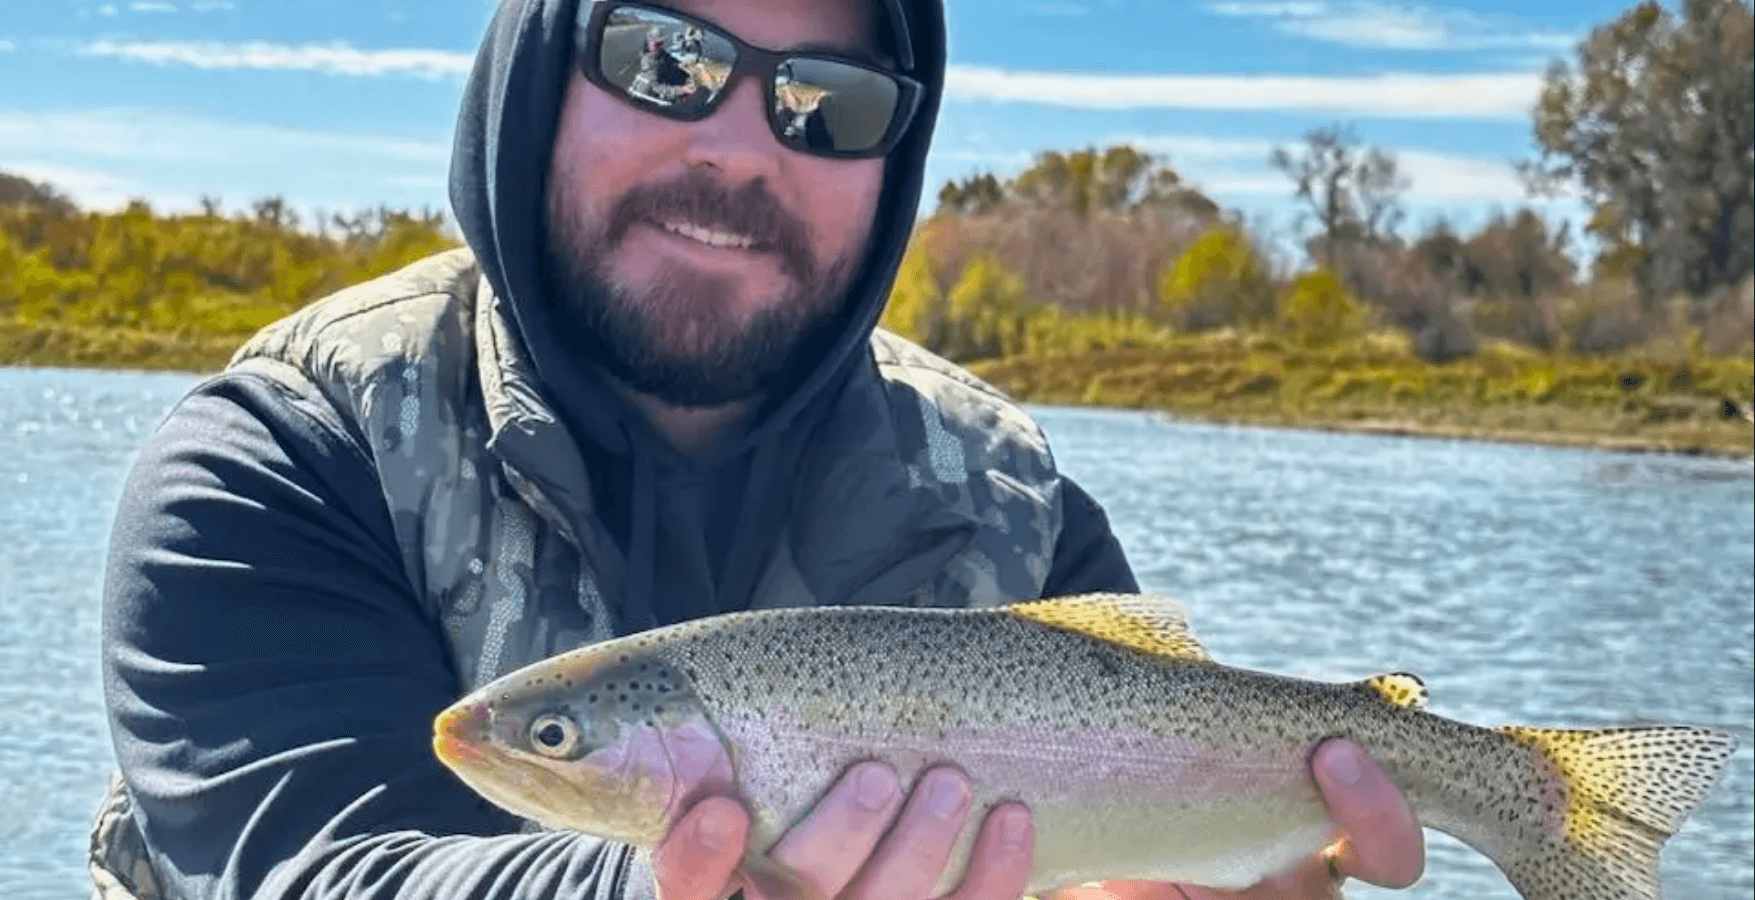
[1056,740,1424,900]
[651,762,1036,900]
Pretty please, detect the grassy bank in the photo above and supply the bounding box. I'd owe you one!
[6,317,1751,458]
[970,331,1755,458]
[0,318,248,372]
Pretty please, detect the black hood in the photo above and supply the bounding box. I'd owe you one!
[446,0,947,633]
[448,0,946,458]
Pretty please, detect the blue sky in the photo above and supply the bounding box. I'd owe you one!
[0,0,1628,255]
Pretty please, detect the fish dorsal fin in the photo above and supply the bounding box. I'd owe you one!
[1356,672,1429,710]
[1006,593,1212,663]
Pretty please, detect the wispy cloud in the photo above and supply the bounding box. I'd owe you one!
[66,38,1539,120]
[934,132,1553,207]
[1105,134,1540,202]
[130,2,178,12]
[79,40,474,79]
[945,66,1541,119]
[1205,1,1575,52]
[0,41,15,52]
[1,162,169,211]
[0,109,451,212]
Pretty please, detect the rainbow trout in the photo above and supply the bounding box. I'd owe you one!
[433,593,1735,899]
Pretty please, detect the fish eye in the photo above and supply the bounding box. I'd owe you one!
[528,714,581,757]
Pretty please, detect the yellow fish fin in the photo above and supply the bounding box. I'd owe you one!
[1354,672,1429,711]
[1006,592,1212,662]
[1490,724,1737,900]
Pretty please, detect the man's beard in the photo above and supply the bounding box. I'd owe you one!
[542,170,863,408]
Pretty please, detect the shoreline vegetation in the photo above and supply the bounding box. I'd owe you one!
[3,1,1752,458]
[1,171,1750,459]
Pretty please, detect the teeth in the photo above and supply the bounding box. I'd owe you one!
[664,220,755,250]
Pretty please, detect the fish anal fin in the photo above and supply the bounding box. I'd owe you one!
[1006,593,1212,662]
[1356,672,1429,711]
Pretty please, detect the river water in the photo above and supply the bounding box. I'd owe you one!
[1,366,1750,899]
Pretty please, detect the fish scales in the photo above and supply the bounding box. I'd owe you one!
[433,593,1737,899]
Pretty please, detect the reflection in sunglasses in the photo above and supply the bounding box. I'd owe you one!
[587,2,919,156]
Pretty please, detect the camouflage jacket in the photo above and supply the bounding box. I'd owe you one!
[91,247,1068,898]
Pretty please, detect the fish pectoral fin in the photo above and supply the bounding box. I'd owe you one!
[1006,592,1213,662]
[1354,672,1430,710]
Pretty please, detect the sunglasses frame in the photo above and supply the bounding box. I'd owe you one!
[576,0,924,159]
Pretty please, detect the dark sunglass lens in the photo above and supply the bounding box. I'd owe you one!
[772,58,901,154]
[599,7,736,114]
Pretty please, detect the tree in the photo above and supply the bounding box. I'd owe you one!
[1270,124,1410,271]
[934,146,1221,222]
[936,173,1004,216]
[1521,0,1754,303]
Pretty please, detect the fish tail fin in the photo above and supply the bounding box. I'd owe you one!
[1491,724,1736,900]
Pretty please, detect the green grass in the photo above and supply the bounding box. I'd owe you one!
[0,317,245,372]
[971,330,1755,458]
[5,317,1750,457]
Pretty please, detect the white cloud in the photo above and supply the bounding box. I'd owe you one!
[945,66,1542,119]
[0,109,451,212]
[1205,1,1575,52]
[934,131,1561,208]
[67,38,1537,120]
[79,40,474,80]
[1128,136,1533,201]
[130,2,178,12]
[1,162,182,211]
[0,41,14,52]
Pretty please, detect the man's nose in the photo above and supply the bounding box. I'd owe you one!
[680,72,784,181]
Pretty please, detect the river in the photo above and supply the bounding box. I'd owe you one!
[1,366,1750,899]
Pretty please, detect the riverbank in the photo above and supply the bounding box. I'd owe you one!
[968,331,1755,459]
[5,317,1751,458]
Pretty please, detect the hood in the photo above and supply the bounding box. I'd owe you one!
[448,0,946,459]
[446,0,947,633]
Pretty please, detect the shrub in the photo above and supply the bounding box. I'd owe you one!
[1157,226,1275,331]
[1277,269,1366,346]
[943,253,1028,361]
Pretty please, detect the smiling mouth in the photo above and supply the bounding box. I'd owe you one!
[656,219,760,252]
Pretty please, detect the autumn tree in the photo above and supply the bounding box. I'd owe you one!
[1269,124,1409,272]
[1522,0,1754,303]
[935,145,1219,221]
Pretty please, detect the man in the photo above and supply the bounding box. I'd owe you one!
[90,0,1425,898]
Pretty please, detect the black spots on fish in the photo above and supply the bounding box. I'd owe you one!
[1087,647,1122,680]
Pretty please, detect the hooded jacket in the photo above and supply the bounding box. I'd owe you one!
[93,1,1137,898]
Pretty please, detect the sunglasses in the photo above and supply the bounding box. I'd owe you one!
[576,0,924,159]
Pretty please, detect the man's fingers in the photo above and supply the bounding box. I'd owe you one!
[766,761,904,899]
[943,803,1035,900]
[841,767,974,900]
[653,797,749,900]
[1311,739,1425,889]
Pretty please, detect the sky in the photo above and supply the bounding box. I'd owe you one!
[0,0,1631,256]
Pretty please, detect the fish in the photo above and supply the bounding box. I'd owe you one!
[432,592,1737,899]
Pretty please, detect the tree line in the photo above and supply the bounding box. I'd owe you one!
[1,0,1749,371]
[892,0,1752,363]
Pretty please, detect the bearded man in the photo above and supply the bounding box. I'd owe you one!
[90,1,1425,898]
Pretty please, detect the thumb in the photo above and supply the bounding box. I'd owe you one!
[653,797,749,900]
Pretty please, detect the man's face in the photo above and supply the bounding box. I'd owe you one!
[544,0,889,408]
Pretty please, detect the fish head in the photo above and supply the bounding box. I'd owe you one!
[433,642,735,847]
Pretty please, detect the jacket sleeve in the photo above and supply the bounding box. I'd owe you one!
[1041,475,1140,596]
[101,371,655,900]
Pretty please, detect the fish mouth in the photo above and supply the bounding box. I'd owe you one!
[433,699,489,767]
